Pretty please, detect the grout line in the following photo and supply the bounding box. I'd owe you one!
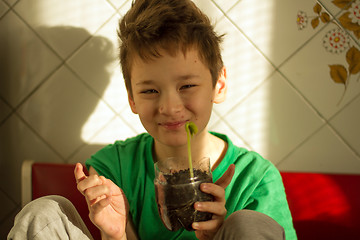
[13,62,64,111]
[64,115,116,163]
[0,203,21,226]
[276,70,327,122]
[327,121,360,159]
[0,187,18,212]
[0,96,15,127]
[14,112,66,161]
[276,123,326,167]
[328,92,360,121]
[316,0,360,49]
[276,21,329,70]
[222,69,277,117]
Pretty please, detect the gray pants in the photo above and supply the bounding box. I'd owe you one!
[8,195,284,240]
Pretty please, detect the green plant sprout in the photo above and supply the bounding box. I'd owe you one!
[185,121,198,180]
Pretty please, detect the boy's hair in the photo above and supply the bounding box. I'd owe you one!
[118,0,224,98]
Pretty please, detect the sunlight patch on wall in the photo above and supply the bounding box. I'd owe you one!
[211,0,275,157]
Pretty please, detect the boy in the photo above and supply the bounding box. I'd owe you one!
[76,0,296,239]
[8,0,296,239]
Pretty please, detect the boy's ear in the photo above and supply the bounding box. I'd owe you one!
[128,94,138,114]
[213,67,227,104]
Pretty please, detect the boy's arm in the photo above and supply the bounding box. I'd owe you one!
[244,168,297,240]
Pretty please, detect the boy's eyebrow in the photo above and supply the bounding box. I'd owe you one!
[135,80,154,85]
[135,74,200,85]
[177,74,200,81]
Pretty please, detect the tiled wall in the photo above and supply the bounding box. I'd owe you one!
[1,0,360,237]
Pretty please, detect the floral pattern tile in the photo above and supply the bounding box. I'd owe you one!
[280,21,360,120]
[227,0,323,67]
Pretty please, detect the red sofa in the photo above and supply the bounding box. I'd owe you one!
[22,161,360,240]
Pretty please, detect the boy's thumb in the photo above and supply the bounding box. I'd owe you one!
[215,164,235,189]
[74,163,87,183]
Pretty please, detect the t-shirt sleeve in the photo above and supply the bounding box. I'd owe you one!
[85,143,122,187]
[244,166,297,240]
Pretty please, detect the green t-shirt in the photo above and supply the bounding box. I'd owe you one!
[86,132,297,240]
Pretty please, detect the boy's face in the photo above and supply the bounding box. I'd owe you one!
[128,48,226,148]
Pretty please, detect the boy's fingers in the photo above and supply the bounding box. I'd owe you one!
[74,163,87,183]
[214,164,235,189]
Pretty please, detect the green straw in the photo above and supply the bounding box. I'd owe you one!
[185,122,198,180]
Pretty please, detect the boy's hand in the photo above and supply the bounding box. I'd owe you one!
[74,163,128,240]
[193,164,235,240]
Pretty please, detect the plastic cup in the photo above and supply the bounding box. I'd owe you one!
[154,157,213,231]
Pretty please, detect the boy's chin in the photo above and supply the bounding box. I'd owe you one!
[156,136,188,148]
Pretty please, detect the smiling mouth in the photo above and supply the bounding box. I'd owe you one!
[159,121,188,130]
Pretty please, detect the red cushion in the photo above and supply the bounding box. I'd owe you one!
[281,172,360,240]
[31,162,360,240]
[32,163,101,240]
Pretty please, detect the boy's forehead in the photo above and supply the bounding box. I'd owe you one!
[131,47,203,67]
[130,47,210,81]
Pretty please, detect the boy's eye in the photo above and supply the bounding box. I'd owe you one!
[141,89,158,94]
[180,84,196,90]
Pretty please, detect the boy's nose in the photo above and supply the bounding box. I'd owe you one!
[158,92,184,115]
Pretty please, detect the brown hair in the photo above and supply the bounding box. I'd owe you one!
[118,0,224,98]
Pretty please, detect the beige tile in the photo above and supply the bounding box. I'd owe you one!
[0,190,16,223]
[0,206,20,240]
[212,0,238,13]
[208,109,221,130]
[107,0,129,10]
[88,115,138,144]
[0,114,63,202]
[3,0,17,7]
[0,99,12,124]
[227,0,325,67]
[277,125,360,174]
[225,72,324,164]
[213,16,275,116]
[119,104,147,134]
[14,0,116,59]
[280,23,360,120]
[0,1,9,18]
[117,0,132,15]
[67,14,128,113]
[330,95,360,156]
[17,66,116,159]
[67,143,108,165]
[193,0,224,24]
[0,11,62,107]
[208,118,252,151]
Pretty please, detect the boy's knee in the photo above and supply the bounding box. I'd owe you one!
[19,195,75,218]
[8,195,91,240]
[215,210,285,240]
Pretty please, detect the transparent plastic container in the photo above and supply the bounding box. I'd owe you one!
[154,157,213,231]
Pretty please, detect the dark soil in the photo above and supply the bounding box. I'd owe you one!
[155,169,213,231]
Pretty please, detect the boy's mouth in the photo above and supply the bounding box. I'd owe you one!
[159,121,188,130]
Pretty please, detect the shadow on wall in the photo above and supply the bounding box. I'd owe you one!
[0,24,115,238]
